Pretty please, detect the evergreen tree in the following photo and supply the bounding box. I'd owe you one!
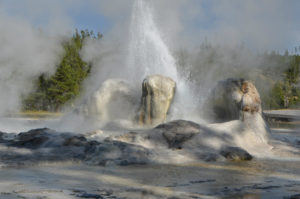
[23,29,101,111]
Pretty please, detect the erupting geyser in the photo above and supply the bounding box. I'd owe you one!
[127,0,179,82]
[127,0,195,121]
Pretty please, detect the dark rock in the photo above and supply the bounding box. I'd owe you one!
[0,126,154,167]
[17,128,50,140]
[156,120,201,149]
[0,131,6,142]
[63,135,87,147]
[91,140,151,166]
[252,184,280,190]
[190,179,216,184]
[220,146,253,161]
[96,189,113,197]
[84,140,101,153]
[11,128,51,149]
[284,194,300,199]
[76,192,104,199]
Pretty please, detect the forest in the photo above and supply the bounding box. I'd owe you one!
[22,30,300,112]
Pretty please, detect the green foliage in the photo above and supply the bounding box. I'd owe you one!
[23,29,101,111]
[267,82,285,109]
[268,55,300,109]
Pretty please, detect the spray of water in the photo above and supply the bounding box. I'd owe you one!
[126,0,197,121]
[127,0,178,82]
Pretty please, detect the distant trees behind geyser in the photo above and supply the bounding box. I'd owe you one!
[22,29,300,112]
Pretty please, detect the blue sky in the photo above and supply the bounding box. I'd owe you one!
[0,0,111,33]
[0,0,299,53]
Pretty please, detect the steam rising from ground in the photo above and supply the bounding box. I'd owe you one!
[0,12,64,115]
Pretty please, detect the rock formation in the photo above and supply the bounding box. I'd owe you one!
[0,128,151,167]
[220,146,253,161]
[204,78,261,122]
[113,119,255,162]
[156,120,201,149]
[240,80,262,120]
[75,79,137,122]
[138,75,176,126]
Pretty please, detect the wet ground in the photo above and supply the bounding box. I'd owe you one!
[0,159,300,199]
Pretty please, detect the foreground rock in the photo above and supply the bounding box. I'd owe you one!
[138,75,176,126]
[156,120,201,149]
[0,128,151,167]
[220,146,253,161]
[110,120,257,162]
[0,119,276,166]
[204,78,262,122]
[10,128,52,149]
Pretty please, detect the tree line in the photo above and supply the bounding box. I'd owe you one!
[22,30,300,112]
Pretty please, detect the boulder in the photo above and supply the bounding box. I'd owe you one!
[220,146,253,161]
[76,79,137,122]
[156,120,201,149]
[204,78,261,122]
[11,128,52,149]
[138,75,176,126]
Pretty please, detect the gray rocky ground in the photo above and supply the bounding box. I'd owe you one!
[0,119,300,198]
[0,160,300,199]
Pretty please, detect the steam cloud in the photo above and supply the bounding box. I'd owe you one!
[0,13,64,115]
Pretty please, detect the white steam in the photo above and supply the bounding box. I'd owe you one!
[0,13,64,115]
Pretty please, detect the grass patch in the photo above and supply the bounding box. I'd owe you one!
[8,111,63,119]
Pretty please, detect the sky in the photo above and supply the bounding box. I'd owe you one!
[0,0,300,52]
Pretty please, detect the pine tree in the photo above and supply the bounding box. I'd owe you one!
[23,29,100,111]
